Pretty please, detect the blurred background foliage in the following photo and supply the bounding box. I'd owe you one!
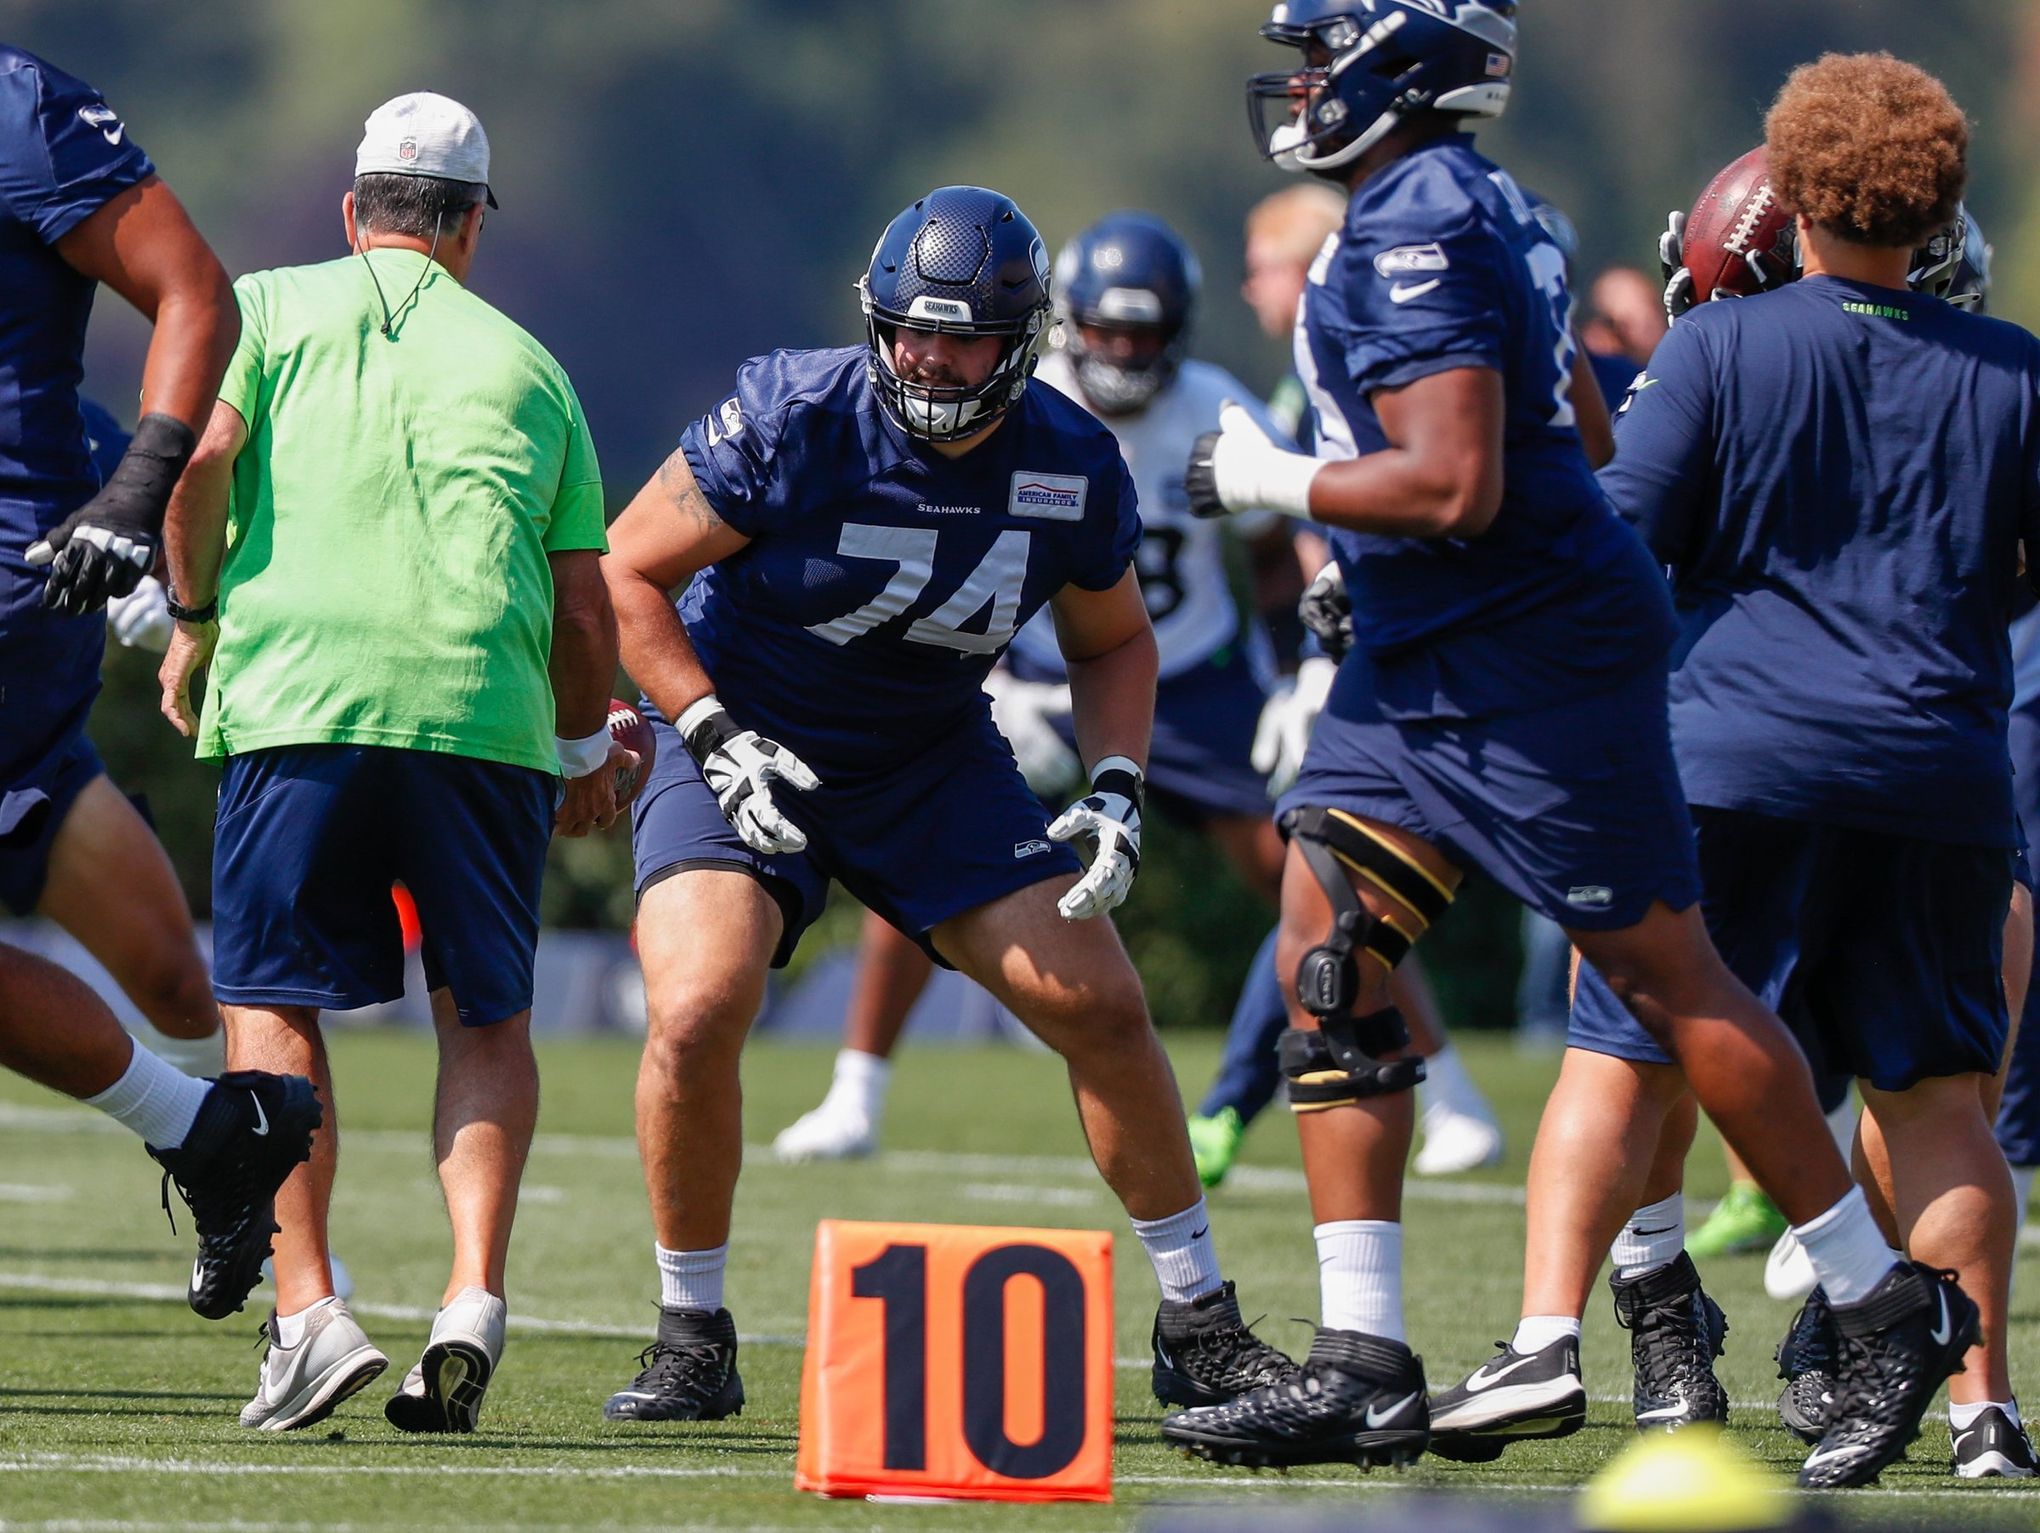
[20,0,2036,1029]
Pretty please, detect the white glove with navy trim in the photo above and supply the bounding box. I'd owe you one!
[1047,756,1144,921]
[1251,655,1338,795]
[678,696,821,856]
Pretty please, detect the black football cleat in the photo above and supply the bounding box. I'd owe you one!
[1427,1334,1586,1462]
[1799,1263,1980,1489]
[1161,1328,1428,1470]
[1151,1280,1297,1407]
[149,1071,321,1321]
[1952,1405,2037,1479]
[603,1306,745,1422]
[1611,1252,1730,1431]
[1775,1286,1838,1444]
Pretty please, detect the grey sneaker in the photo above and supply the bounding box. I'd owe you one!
[239,1298,388,1431]
[385,1286,507,1434]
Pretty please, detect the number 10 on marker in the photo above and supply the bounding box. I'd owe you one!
[795,1219,1115,1504]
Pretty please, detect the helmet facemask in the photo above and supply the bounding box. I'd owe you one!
[861,281,1046,444]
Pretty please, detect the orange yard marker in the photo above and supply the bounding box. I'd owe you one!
[796,1219,1113,1504]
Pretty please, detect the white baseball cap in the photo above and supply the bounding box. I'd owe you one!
[354,92,497,208]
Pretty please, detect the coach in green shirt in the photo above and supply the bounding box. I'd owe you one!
[158,92,628,1437]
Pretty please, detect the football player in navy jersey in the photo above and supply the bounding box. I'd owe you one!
[1431,56,2036,1483]
[0,44,320,1323]
[597,186,1295,1424]
[2002,607,2040,1251]
[1162,7,1965,1485]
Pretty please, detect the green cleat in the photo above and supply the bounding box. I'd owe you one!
[1688,1181,1787,1259]
[1187,1108,1246,1189]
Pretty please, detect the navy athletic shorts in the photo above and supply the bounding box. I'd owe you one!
[1275,657,1701,931]
[1049,647,1270,824]
[0,725,101,917]
[1572,807,2011,1094]
[631,705,1081,969]
[211,744,554,1027]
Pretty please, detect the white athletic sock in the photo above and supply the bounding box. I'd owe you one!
[1510,1314,1581,1354]
[1416,1044,1489,1120]
[1951,1397,2022,1430]
[1793,1185,1900,1307]
[825,1049,890,1123]
[128,1019,225,1079]
[1612,1193,1685,1279]
[656,1242,729,1312]
[1316,1219,1404,1342]
[1132,1199,1222,1304]
[2013,1165,2035,1229]
[83,1040,210,1149]
[273,1295,339,1350]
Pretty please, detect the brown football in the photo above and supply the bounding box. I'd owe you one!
[608,697,656,808]
[1682,145,1798,303]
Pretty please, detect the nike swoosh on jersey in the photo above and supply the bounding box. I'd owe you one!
[1464,1355,1539,1392]
[1365,1389,1421,1427]
[1389,280,1442,305]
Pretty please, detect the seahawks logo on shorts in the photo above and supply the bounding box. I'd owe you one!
[1014,839,1051,859]
[1566,885,1614,908]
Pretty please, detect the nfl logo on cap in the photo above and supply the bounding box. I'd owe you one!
[355,92,498,208]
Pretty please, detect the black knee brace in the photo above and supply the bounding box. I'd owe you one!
[1279,1012,1425,1110]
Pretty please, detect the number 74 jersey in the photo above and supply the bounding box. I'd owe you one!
[674,347,1140,774]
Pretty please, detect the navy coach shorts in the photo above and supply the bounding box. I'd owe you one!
[631,707,1082,969]
[1050,647,1270,824]
[1572,807,2011,1094]
[1276,658,1701,932]
[212,745,554,1027]
[0,727,102,916]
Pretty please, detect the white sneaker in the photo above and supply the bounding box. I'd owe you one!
[262,1252,354,1300]
[1413,1103,1504,1176]
[384,1285,507,1434]
[240,1298,388,1431]
[1764,1227,1819,1301]
[772,1100,877,1163]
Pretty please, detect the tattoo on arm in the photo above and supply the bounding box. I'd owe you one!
[658,449,727,537]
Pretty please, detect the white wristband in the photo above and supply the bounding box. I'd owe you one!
[676,694,728,739]
[555,725,611,779]
[1222,444,1322,520]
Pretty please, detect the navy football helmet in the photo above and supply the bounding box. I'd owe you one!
[1053,211,1202,416]
[1910,205,1989,310]
[1248,0,1517,176]
[858,185,1053,443]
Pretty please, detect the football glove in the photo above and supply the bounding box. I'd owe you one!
[106,575,175,653]
[25,413,193,616]
[1658,209,1696,322]
[1047,756,1143,921]
[1298,559,1353,663]
[983,668,1079,795]
[1251,655,1338,794]
[678,696,820,856]
[1185,402,1321,521]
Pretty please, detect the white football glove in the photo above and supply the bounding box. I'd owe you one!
[1185,402,1322,521]
[1047,756,1144,921]
[678,696,821,856]
[983,668,1078,795]
[1251,655,1338,794]
[106,575,175,653]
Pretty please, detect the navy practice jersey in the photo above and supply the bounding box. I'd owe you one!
[1602,276,2040,847]
[0,47,153,627]
[1298,134,1672,721]
[675,347,1140,775]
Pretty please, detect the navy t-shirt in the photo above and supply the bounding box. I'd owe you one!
[1601,276,2040,846]
[0,49,152,787]
[676,346,1140,776]
[1298,134,1672,721]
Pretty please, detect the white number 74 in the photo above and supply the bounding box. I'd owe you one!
[806,524,1032,655]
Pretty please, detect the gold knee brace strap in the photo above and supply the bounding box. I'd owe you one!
[1283,805,1454,971]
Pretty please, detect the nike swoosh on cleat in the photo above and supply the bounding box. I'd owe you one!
[251,1098,270,1137]
[1636,1392,1688,1423]
[1928,1287,1953,1347]
[1463,1356,1539,1392]
[1803,1443,1872,1472]
[1365,1390,1421,1428]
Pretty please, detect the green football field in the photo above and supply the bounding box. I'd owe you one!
[0,1029,2033,1530]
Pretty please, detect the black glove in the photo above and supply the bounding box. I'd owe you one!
[1184,429,1225,519]
[26,413,194,616]
[1298,561,1354,663]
